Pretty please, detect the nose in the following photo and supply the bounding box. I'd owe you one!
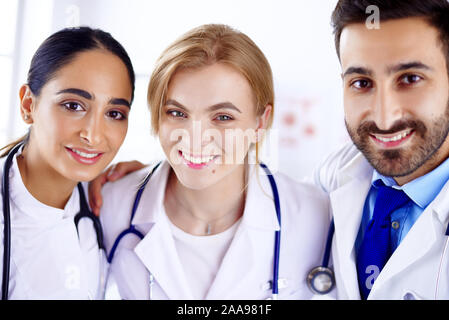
[79,112,104,146]
[185,119,219,150]
[371,85,404,131]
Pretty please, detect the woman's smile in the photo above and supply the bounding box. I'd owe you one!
[65,146,105,165]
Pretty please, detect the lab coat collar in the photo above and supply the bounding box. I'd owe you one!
[130,161,171,226]
[337,149,374,184]
[330,150,373,299]
[428,179,449,226]
[241,164,281,232]
[131,161,280,231]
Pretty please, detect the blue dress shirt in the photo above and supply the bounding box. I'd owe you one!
[356,157,449,255]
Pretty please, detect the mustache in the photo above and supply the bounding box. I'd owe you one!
[356,119,427,137]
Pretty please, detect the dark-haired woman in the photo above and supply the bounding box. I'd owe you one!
[0,27,135,299]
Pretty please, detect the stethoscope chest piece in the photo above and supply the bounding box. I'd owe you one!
[307,266,335,295]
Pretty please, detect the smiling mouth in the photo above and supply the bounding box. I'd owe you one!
[370,129,414,147]
[178,150,219,167]
[66,147,104,164]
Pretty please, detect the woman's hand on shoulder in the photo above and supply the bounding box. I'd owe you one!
[88,160,147,216]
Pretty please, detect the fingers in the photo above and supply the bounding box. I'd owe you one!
[88,161,147,216]
[106,160,147,181]
[88,167,112,216]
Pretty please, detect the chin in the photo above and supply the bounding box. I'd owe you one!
[173,169,221,191]
[60,166,103,183]
[368,152,420,178]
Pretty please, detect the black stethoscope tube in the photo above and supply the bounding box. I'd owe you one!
[2,143,22,300]
[322,219,334,268]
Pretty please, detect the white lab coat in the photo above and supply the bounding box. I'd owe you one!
[0,154,107,299]
[100,161,334,300]
[313,142,449,300]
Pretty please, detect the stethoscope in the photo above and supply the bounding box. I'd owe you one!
[107,161,336,299]
[308,219,335,295]
[1,142,107,300]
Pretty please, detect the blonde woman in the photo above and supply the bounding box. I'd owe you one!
[93,24,332,300]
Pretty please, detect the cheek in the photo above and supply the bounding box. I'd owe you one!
[221,131,255,164]
[400,86,448,119]
[107,124,128,150]
[344,94,369,126]
[158,122,181,152]
[35,108,74,141]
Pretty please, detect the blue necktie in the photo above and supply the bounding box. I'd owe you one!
[357,184,410,299]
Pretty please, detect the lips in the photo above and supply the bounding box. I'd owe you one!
[178,150,219,169]
[370,129,415,148]
[66,147,104,165]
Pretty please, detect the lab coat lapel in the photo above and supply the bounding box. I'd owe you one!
[368,182,449,298]
[205,165,278,299]
[131,161,193,299]
[134,215,193,300]
[368,207,437,299]
[205,226,255,299]
[330,152,373,299]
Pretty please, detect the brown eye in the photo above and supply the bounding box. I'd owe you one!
[62,102,84,112]
[401,74,422,85]
[352,79,372,90]
[107,110,126,120]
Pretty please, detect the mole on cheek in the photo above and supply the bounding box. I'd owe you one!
[212,170,215,174]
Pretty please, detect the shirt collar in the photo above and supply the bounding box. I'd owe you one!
[372,157,449,209]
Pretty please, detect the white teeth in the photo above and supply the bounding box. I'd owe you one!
[71,149,99,158]
[181,151,215,164]
[375,130,411,143]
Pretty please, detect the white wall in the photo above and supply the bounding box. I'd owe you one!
[4,0,349,181]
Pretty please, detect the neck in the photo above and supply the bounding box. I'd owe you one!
[164,165,247,236]
[17,143,76,210]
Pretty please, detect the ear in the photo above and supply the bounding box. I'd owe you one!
[19,84,35,124]
[255,104,272,142]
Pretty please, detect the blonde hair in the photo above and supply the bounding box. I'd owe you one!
[147,24,275,135]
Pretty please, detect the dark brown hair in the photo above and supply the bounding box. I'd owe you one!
[331,0,449,69]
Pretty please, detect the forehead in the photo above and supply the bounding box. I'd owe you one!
[47,49,132,94]
[166,63,254,107]
[339,17,446,72]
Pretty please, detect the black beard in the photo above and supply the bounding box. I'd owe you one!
[345,101,449,178]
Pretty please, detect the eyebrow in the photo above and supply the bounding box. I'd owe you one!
[57,88,130,108]
[109,98,131,108]
[386,61,432,74]
[57,88,92,99]
[165,99,242,113]
[343,61,433,78]
[342,67,373,78]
